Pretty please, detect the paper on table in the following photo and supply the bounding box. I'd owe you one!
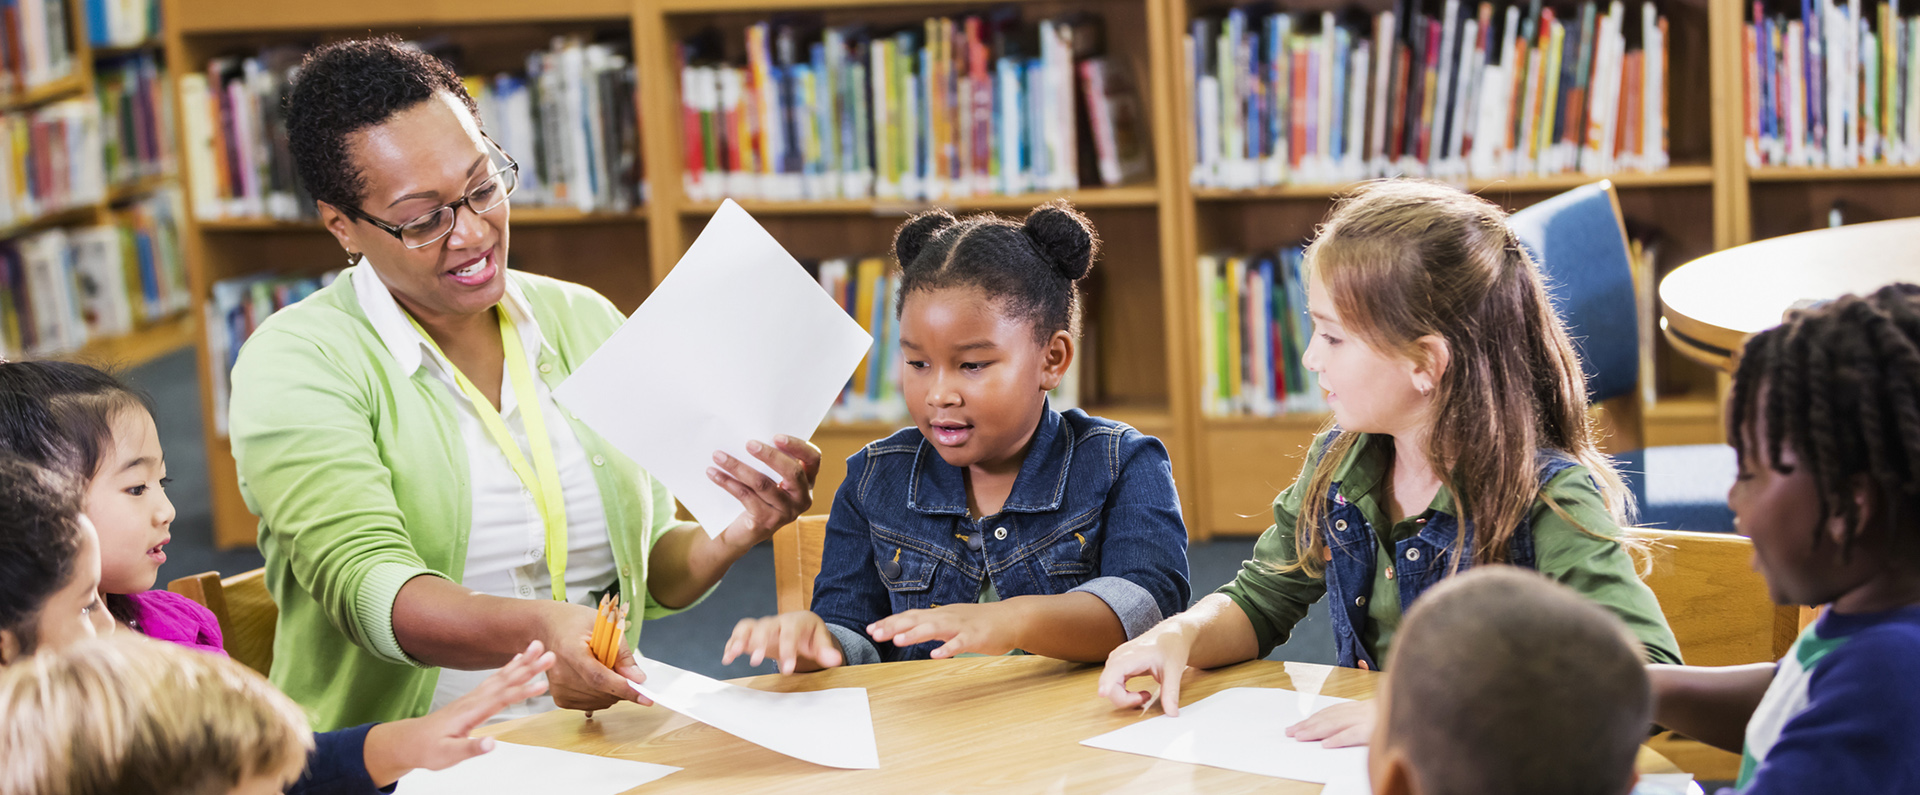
[629,655,880,769]
[1633,773,1702,795]
[553,199,873,537]
[1081,687,1369,785]
[398,740,678,794]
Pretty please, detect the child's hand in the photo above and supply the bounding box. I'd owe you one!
[722,610,844,673]
[362,640,556,786]
[1098,630,1194,715]
[866,603,1017,659]
[1284,699,1377,748]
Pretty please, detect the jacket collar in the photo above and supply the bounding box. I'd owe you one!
[908,400,1071,517]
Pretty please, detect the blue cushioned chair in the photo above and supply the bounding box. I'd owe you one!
[1508,182,1737,533]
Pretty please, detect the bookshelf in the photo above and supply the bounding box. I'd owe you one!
[167,0,1862,547]
[3,0,192,368]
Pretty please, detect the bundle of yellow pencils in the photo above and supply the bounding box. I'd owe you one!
[589,593,626,669]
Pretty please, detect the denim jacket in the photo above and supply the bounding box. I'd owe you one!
[1317,430,1576,669]
[811,403,1192,664]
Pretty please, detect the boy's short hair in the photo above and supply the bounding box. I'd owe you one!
[1382,566,1651,795]
[0,634,314,795]
[0,453,86,653]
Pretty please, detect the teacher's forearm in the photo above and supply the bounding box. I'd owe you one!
[391,575,562,670]
[645,522,750,610]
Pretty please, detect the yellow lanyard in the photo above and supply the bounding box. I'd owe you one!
[408,307,572,602]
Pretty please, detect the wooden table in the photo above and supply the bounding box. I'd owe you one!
[1661,218,1920,370]
[478,656,1681,794]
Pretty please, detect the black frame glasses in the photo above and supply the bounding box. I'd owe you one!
[338,136,520,250]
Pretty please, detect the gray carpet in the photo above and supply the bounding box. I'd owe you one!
[129,348,1335,680]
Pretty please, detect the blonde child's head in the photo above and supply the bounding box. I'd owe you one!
[1370,566,1650,795]
[0,634,313,795]
[0,361,175,623]
[1293,180,1626,575]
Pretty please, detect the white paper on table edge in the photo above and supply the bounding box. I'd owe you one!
[626,661,880,770]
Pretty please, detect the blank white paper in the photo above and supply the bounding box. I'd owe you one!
[1081,687,1370,785]
[553,199,874,537]
[628,656,880,769]
[1633,773,1702,795]
[397,740,679,794]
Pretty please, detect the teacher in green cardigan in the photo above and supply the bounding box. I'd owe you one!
[227,38,817,731]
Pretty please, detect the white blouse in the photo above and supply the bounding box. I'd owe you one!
[355,265,616,720]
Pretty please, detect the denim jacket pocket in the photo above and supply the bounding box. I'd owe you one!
[869,523,942,594]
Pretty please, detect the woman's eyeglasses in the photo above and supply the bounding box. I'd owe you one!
[340,138,519,250]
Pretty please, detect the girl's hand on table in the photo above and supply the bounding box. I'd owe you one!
[723,610,845,673]
[1284,699,1377,748]
[1097,630,1194,715]
[867,603,1018,659]
[709,435,822,548]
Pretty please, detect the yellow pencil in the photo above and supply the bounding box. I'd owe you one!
[588,594,611,665]
[600,596,625,669]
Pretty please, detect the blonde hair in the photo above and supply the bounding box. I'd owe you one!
[0,635,313,795]
[1289,180,1632,577]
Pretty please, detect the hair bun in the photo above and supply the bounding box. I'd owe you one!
[1022,201,1098,281]
[894,209,958,267]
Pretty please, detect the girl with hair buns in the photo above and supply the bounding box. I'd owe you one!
[723,200,1192,672]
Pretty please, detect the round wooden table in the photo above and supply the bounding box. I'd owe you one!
[1661,218,1920,370]
[476,656,1680,794]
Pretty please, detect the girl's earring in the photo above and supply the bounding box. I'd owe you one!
[346,250,361,265]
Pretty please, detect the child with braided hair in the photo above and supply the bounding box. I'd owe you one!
[1650,283,1920,794]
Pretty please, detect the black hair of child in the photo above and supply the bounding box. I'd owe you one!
[0,453,86,655]
[892,199,1100,343]
[0,361,155,626]
[1729,282,1920,563]
[286,36,478,213]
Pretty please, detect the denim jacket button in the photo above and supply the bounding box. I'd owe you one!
[1355,595,1367,607]
[879,559,902,579]
[1334,519,1347,532]
[993,526,1008,541]
[1405,548,1421,562]
[965,534,982,551]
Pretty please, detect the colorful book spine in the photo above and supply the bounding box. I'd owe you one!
[1189,0,1673,187]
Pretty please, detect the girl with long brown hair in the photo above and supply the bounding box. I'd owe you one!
[1097,180,1679,745]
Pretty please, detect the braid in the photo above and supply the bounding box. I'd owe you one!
[1734,283,1920,565]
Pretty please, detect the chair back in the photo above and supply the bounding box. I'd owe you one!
[168,568,277,676]
[1625,528,1798,666]
[1509,180,1640,403]
[773,515,830,613]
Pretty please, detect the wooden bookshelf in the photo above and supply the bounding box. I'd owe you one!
[16,0,195,369]
[162,0,1844,547]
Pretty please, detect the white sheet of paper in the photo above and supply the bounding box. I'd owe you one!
[628,656,880,769]
[1081,687,1369,785]
[1633,773,1702,795]
[397,741,679,795]
[553,199,874,537]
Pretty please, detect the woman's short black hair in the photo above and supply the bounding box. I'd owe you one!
[285,36,479,213]
[891,199,1100,343]
[0,453,86,655]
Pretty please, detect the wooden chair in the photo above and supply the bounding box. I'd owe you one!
[772,515,830,614]
[168,568,277,677]
[1628,527,1799,782]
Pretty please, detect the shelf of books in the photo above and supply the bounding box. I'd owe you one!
[637,0,1196,522]
[1734,0,1920,243]
[1169,0,1726,534]
[1,0,195,367]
